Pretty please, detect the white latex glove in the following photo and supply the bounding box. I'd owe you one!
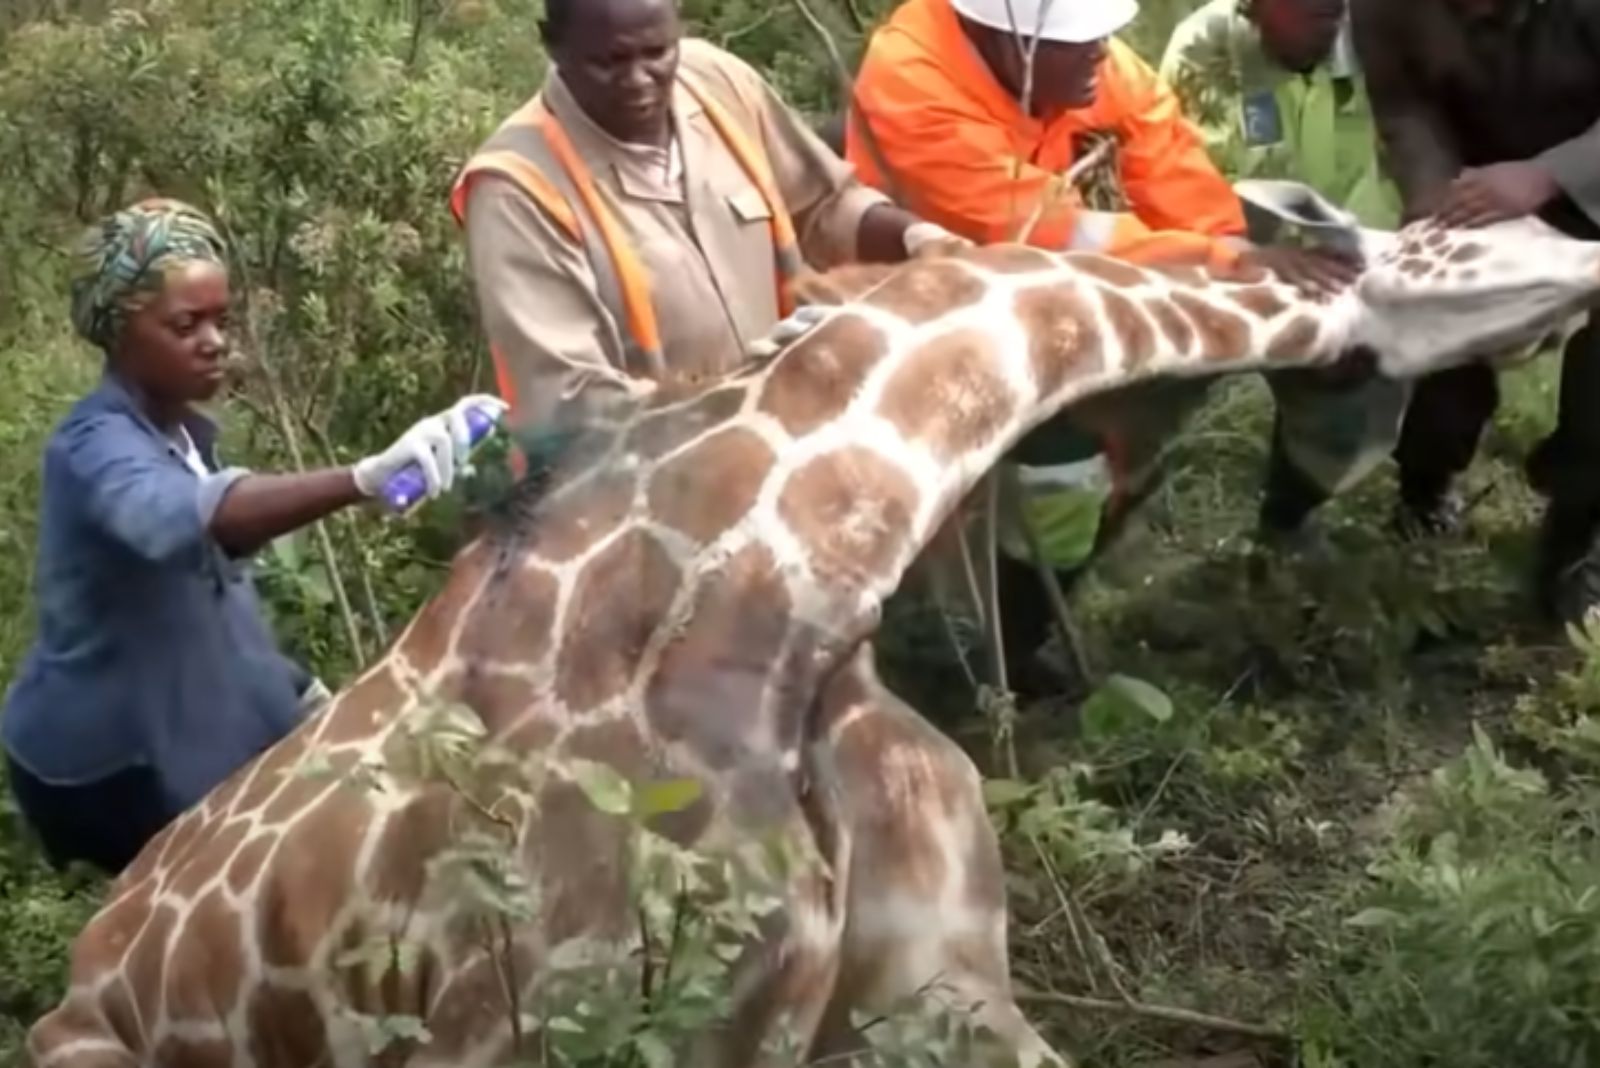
[903,220,973,258]
[352,393,509,501]
[747,304,833,360]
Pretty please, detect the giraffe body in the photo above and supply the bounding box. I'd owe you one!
[27,223,1600,1068]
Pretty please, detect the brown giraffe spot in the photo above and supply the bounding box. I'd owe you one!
[532,778,633,945]
[168,818,250,901]
[231,723,312,814]
[1014,282,1105,396]
[97,975,142,1051]
[877,328,1020,460]
[152,1037,234,1068]
[454,563,559,680]
[227,832,275,896]
[778,447,920,591]
[167,888,245,1022]
[499,709,559,752]
[1153,263,1213,287]
[317,666,407,748]
[123,901,177,1035]
[152,809,204,878]
[756,312,888,436]
[1171,290,1253,362]
[393,539,494,673]
[648,427,775,542]
[1145,297,1196,355]
[246,983,328,1067]
[260,768,332,828]
[1267,315,1321,362]
[25,997,109,1060]
[256,789,373,969]
[789,262,896,306]
[1097,286,1158,370]
[554,529,681,713]
[828,695,960,902]
[627,386,746,457]
[365,788,454,902]
[445,668,542,740]
[1449,241,1487,263]
[964,244,1060,274]
[647,544,792,773]
[70,878,154,978]
[1399,256,1430,277]
[1064,251,1150,288]
[861,259,987,324]
[424,946,535,1062]
[1230,284,1291,320]
[200,762,248,823]
[1424,229,1448,249]
[530,467,639,562]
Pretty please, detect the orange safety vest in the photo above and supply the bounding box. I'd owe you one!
[450,72,803,415]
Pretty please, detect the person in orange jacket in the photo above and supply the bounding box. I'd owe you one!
[847,0,1370,695]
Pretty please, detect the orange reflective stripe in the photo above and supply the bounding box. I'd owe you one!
[534,114,665,358]
[450,150,582,242]
[678,75,801,315]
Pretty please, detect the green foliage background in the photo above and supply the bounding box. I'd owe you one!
[1,1,1598,1066]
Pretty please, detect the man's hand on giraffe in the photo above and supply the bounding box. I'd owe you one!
[747,304,833,360]
[902,220,974,259]
[1435,161,1560,229]
[1238,245,1363,299]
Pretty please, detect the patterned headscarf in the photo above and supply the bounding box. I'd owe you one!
[69,197,229,351]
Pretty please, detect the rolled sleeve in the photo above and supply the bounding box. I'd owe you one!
[1539,120,1600,228]
[197,466,250,526]
[61,416,219,568]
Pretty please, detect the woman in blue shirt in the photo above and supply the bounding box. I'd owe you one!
[1,198,506,875]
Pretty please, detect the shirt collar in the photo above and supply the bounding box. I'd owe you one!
[91,367,221,461]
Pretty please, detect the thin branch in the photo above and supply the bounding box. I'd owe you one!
[1015,988,1288,1041]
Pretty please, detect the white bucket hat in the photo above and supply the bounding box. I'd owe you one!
[948,0,1139,43]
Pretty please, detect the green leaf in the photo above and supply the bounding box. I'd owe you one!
[980,778,1034,809]
[1081,674,1174,742]
[634,777,704,818]
[567,757,633,816]
[1346,907,1402,929]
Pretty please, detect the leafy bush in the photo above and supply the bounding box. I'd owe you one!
[1304,729,1600,1068]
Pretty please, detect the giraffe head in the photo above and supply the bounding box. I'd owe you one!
[1348,214,1600,375]
[1235,177,1600,377]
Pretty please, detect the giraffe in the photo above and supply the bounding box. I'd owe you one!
[24,215,1600,1068]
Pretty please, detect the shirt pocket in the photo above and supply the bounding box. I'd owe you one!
[727,187,773,228]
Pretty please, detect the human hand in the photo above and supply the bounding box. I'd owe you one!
[902,220,974,259]
[1434,162,1559,229]
[352,393,509,502]
[1237,245,1362,299]
[747,304,832,360]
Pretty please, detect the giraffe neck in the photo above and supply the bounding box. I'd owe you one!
[399,245,1354,796]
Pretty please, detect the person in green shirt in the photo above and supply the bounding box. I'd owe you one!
[1156,0,1410,544]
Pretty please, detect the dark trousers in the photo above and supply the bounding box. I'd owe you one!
[1397,318,1600,507]
[5,754,175,876]
[1395,317,1600,610]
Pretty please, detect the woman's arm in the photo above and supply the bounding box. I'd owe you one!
[208,468,364,558]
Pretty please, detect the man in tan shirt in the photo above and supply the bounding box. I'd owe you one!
[452,0,958,436]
